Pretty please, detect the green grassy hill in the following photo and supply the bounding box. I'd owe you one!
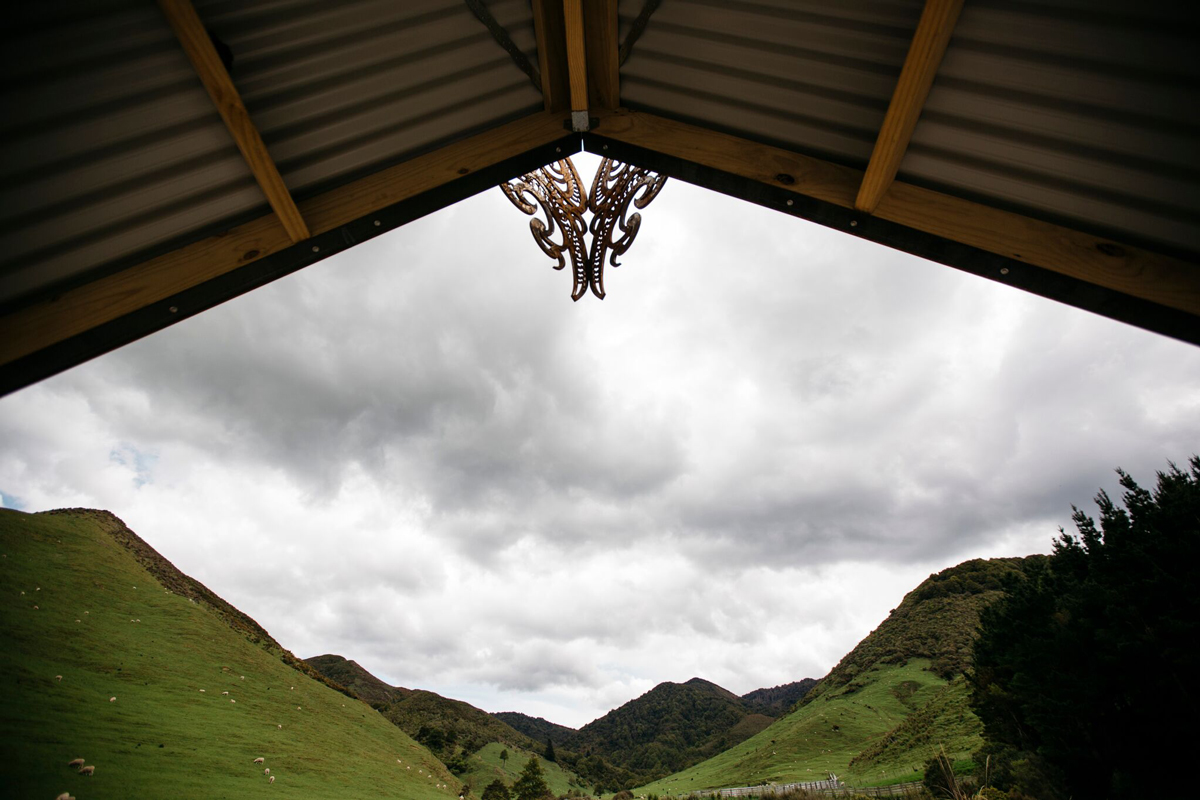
[638,557,1037,794]
[0,508,459,799]
[306,653,595,795]
[461,742,582,797]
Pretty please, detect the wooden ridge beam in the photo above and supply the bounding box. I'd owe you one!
[563,0,589,121]
[0,111,573,372]
[590,108,1200,318]
[583,0,619,109]
[855,0,963,214]
[157,0,310,243]
[532,0,570,112]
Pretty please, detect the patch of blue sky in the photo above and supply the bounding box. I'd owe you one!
[109,443,158,488]
[0,491,24,510]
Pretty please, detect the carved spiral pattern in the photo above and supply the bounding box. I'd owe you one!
[501,157,666,300]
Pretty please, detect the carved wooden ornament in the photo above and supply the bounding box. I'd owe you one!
[501,157,666,300]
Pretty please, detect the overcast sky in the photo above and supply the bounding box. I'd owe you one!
[2,153,1198,727]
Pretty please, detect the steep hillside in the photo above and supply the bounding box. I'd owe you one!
[305,654,409,707]
[305,654,540,755]
[639,557,1038,793]
[0,508,458,799]
[568,677,769,784]
[741,679,817,717]
[493,711,579,749]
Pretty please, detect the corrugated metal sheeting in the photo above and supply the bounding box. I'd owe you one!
[0,0,541,308]
[619,0,1199,260]
[905,0,1200,258]
[618,0,926,168]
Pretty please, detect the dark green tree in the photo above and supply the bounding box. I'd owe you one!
[971,459,1200,799]
[481,779,511,800]
[512,756,551,800]
[499,748,509,769]
[544,737,557,763]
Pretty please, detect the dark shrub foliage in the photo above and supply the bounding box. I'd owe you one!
[481,779,511,800]
[971,459,1200,799]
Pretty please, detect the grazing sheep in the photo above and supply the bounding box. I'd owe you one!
[254,758,264,764]
[269,775,275,784]
[231,699,236,703]
[79,765,95,776]
[264,768,270,775]
[240,676,245,680]
[222,691,229,696]
[199,689,205,693]
[75,619,80,623]
[67,758,85,768]
[55,793,75,800]
[277,725,282,729]
[55,675,62,682]
[109,697,116,702]
[33,605,38,609]
[296,706,301,710]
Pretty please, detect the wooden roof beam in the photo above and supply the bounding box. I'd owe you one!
[590,108,1200,320]
[532,0,570,112]
[563,0,590,129]
[583,0,619,110]
[855,0,964,214]
[157,0,311,243]
[0,111,574,378]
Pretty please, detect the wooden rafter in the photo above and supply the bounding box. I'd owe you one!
[532,0,570,112]
[563,0,589,115]
[591,108,1200,317]
[583,0,619,109]
[0,112,572,372]
[855,0,964,214]
[157,0,311,243]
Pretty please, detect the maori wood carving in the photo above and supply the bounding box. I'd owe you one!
[501,157,666,300]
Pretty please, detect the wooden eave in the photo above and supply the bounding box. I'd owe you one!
[0,0,1196,396]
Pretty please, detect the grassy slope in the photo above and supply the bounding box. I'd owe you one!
[638,559,1033,794]
[847,675,981,783]
[461,742,581,797]
[0,508,458,799]
[637,660,946,795]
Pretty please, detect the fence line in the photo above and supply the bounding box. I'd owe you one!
[682,777,925,798]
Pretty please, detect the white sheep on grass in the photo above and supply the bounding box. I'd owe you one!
[264,768,270,775]
[55,793,75,800]
[79,765,95,776]
[254,758,264,764]
[109,697,116,703]
[269,775,275,784]
[55,675,62,682]
[67,758,84,768]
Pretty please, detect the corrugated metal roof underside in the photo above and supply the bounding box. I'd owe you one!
[617,0,925,169]
[903,0,1200,259]
[0,0,542,308]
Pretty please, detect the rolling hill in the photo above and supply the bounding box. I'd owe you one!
[637,557,1039,793]
[305,653,589,796]
[0,507,458,799]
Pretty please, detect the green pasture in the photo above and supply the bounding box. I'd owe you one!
[638,659,979,794]
[0,508,458,799]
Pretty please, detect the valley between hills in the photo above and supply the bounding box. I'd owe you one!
[1,507,1030,798]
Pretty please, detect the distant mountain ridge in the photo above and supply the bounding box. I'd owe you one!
[741,679,818,716]
[495,674,816,788]
[493,711,577,746]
